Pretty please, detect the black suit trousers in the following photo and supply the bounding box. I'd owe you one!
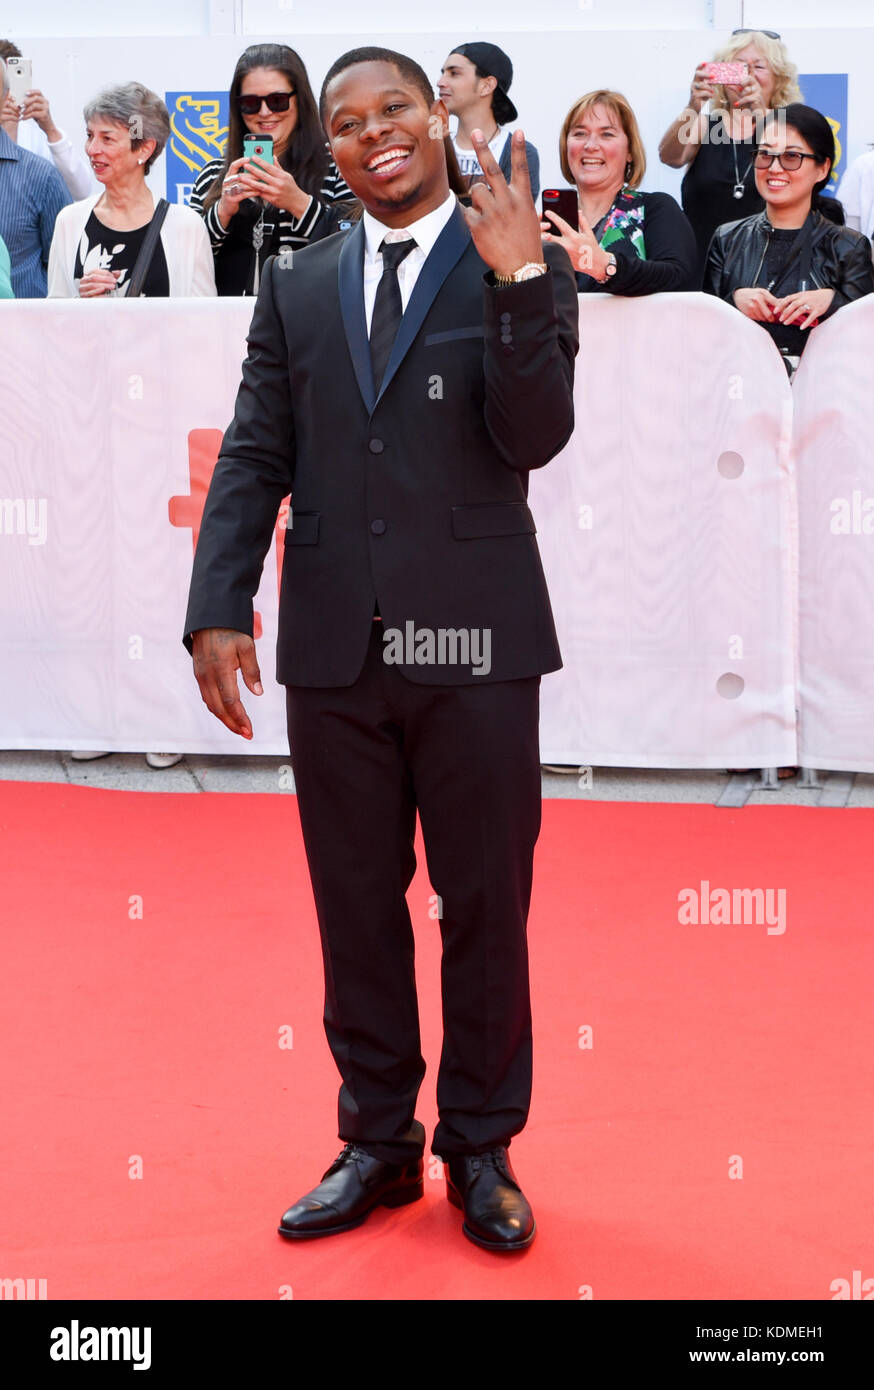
[285,619,542,1164]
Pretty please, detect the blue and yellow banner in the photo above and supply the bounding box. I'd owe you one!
[798,73,848,197]
[165,91,229,205]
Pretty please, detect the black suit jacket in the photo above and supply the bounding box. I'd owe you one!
[183,203,579,686]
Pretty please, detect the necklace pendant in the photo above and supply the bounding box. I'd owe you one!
[733,182,746,200]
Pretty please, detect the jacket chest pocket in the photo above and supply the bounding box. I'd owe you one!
[423,326,484,346]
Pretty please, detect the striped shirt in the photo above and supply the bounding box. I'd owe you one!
[0,126,71,297]
[189,153,354,294]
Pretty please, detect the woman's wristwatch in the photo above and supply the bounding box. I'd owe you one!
[494,261,548,286]
[595,252,617,283]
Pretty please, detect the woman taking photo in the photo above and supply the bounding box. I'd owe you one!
[703,104,873,375]
[189,43,353,295]
[659,30,802,286]
[47,82,215,297]
[541,89,697,294]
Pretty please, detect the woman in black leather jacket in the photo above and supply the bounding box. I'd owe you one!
[703,104,873,370]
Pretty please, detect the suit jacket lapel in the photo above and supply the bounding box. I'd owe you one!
[375,204,471,407]
[338,220,376,414]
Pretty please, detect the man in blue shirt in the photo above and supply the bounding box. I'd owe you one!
[0,59,70,296]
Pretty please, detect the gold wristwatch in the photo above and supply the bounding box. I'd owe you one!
[494,262,548,286]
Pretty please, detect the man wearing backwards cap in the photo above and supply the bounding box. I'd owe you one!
[439,42,540,199]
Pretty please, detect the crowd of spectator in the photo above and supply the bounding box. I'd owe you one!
[0,31,869,347]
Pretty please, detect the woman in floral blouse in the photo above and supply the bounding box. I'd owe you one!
[542,89,697,294]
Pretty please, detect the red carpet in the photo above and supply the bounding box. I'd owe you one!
[1,781,871,1301]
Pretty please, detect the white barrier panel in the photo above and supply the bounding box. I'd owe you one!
[0,299,294,754]
[1,296,799,764]
[529,293,798,768]
[793,295,874,773]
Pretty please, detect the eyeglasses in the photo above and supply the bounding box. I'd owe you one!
[237,90,296,116]
[732,28,781,39]
[754,149,820,171]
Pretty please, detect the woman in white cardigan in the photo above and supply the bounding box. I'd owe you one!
[48,82,215,299]
[53,82,213,771]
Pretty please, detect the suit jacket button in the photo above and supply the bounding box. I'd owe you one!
[500,311,512,324]
[370,519,387,535]
[368,438,384,454]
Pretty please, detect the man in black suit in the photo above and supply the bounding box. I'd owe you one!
[184,46,578,1252]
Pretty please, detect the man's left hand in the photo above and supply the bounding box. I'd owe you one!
[461,128,543,279]
[19,90,62,142]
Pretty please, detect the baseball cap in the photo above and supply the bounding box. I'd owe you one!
[451,42,518,123]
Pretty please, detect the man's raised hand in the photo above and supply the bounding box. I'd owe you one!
[191,628,263,739]
[461,128,543,278]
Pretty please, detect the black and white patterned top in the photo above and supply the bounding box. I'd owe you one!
[189,153,354,295]
[73,209,169,297]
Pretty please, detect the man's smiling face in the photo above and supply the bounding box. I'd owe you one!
[324,60,450,227]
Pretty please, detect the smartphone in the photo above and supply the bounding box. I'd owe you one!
[707,61,749,86]
[542,188,579,226]
[5,56,32,108]
[243,135,273,166]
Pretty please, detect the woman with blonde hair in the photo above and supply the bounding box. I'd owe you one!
[542,88,696,294]
[659,29,802,285]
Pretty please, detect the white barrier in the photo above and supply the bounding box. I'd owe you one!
[793,295,874,774]
[530,292,798,768]
[0,294,864,767]
[0,299,291,753]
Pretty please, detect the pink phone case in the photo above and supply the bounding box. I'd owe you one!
[707,62,749,85]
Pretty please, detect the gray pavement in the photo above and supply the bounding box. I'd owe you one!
[2,750,872,806]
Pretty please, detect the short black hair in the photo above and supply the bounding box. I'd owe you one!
[763,103,842,219]
[766,103,834,192]
[319,46,434,124]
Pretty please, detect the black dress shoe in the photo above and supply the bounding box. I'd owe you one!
[446,1147,535,1251]
[278,1143,423,1238]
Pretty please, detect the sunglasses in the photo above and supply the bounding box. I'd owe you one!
[754,149,820,171]
[237,90,296,116]
[732,28,781,39]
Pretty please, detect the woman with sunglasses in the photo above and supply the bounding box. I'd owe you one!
[659,29,801,287]
[190,44,353,295]
[703,105,873,374]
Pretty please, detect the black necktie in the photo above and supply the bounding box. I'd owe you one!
[369,236,416,392]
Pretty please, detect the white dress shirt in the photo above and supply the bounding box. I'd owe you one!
[361,189,458,334]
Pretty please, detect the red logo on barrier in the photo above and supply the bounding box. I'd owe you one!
[169,429,290,641]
